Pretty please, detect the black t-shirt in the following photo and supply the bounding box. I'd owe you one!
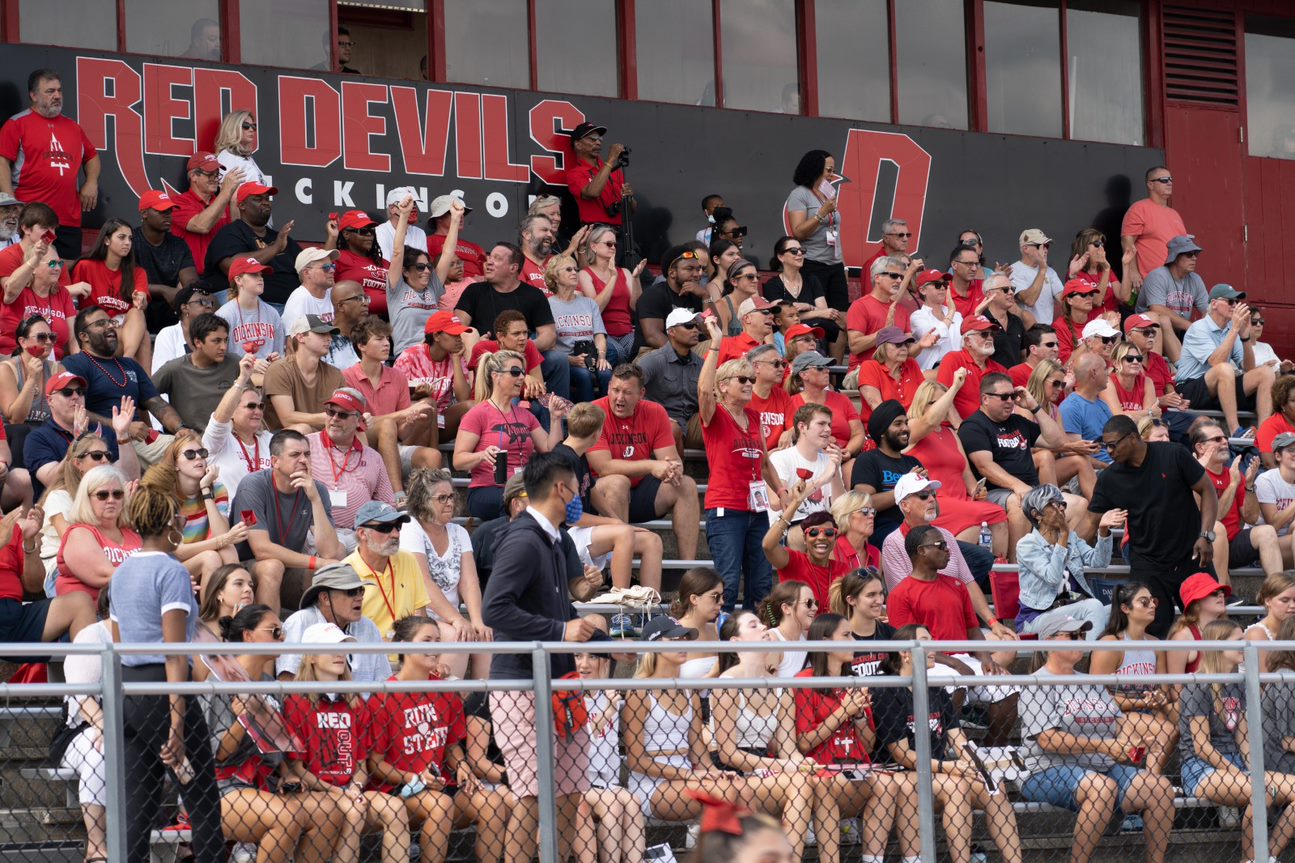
[636,281,705,334]
[553,442,592,501]
[989,312,1026,368]
[133,227,197,332]
[1090,441,1206,570]
[762,272,827,309]
[958,411,1041,489]
[851,450,921,542]
[203,220,304,305]
[454,282,554,337]
[871,684,959,763]
[850,623,897,677]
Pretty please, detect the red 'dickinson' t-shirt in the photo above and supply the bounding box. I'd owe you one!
[749,386,794,451]
[72,259,148,319]
[0,111,97,227]
[364,679,466,793]
[521,255,550,297]
[0,285,76,359]
[336,249,390,318]
[702,403,766,511]
[777,549,854,611]
[794,668,873,766]
[887,573,979,642]
[282,694,369,788]
[589,397,675,489]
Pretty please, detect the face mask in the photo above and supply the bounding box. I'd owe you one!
[707,214,715,224]
[24,344,48,359]
[564,491,583,527]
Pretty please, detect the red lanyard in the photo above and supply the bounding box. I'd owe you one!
[234,434,260,474]
[322,431,359,487]
[369,559,397,624]
[272,486,304,541]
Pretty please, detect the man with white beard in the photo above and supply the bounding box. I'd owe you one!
[0,193,23,251]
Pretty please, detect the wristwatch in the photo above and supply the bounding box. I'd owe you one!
[1200,530,1216,542]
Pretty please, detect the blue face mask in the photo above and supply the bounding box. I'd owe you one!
[564,492,584,527]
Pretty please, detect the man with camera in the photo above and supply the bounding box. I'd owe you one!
[564,121,634,232]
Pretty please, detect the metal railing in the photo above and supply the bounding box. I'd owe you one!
[1,637,1292,863]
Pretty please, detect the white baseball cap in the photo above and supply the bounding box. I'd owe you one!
[894,473,942,503]
[300,622,355,645]
[385,186,419,207]
[665,309,700,329]
[1081,318,1120,340]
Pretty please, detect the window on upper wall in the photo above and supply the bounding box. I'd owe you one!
[895,0,968,129]
[535,0,619,97]
[814,0,890,123]
[984,0,1063,138]
[19,0,117,49]
[240,0,330,69]
[636,0,715,106]
[1246,16,1295,160]
[444,0,530,88]
[125,0,222,61]
[1068,0,1144,145]
[720,0,798,113]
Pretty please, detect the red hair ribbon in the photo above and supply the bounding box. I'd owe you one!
[686,790,749,836]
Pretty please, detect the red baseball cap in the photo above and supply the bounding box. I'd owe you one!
[1061,278,1099,299]
[916,269,952,288]
[187,151,220,172]
[236,182,278,203]
[960,315,1002,335]
[1123,314,1159,333]
[228,257,272,278]
[783,323,825,341]
[338,210,377,232]
[425,311,468,336]
[45,371,87,396]
[324,388,367,414]
[138,190,177,212]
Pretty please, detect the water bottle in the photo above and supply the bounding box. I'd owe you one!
[978,521,993,553]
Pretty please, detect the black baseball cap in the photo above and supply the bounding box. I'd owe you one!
[641,616,699,642]
[568,121,607,141]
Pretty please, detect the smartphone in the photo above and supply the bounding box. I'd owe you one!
[240,509,257,527]
[1128,745,1147,766]
[974,477,987,495]
[41,229,56,244]
[839,769,869,781]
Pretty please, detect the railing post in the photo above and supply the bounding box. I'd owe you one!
[1244,643,1269,861]
[100,642,129,861]
[531,645,559,863]
[910,644,938,863]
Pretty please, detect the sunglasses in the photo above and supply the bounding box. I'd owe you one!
[1100,431,1133,452]
[912,491,935,500]
[263,625,284,639]
[363,522,400,534]
[782,247,806,256]
[46,260,63,270]
[1218,297,1237,306]
[315,263,337,272]
[1096,335,1119,345]
[1123,355,1144,363]
[55,387,84,398]
[188,295,215,307]
[1028,242,1053,249]
[180,448,210,461]
[882,272,904,280]
[919,540,949,550]
[336,587,365,598]
[1057,631,1086,641]
[242,401,265,411]
[1090,240,1105,248]
[1253,319,1266,326]
[723,226,749,238]
[985,392,1019,401]
[805,526,838,539]
[28,332,55,343]
[757,359,787,369]
[346,228,376,237]
[726,376,756,385]
[674,322,699,330]
[242,122,257,131]
[1201,434,1228,445]
[93,489,125,501]
[852,507,877,517]
[885,232,912,239]
[1150,176,1173,184]
[80,450,110,462]
[324,407,357,419]
[500,367,525,377]
[800,598,819,608]
[1071,291,1099,299]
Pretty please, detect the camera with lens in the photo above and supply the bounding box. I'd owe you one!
[571,341,597,366]
[614,147,631,170]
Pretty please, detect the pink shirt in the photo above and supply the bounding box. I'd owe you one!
[342,363,412,418]
[1121,198,1187,283]
[305,431,395,530]
[394,344,470,417]
[459,400,539,488]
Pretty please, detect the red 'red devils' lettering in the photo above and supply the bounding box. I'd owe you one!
[390,85,452,177]
[454,92,482,180]
[528,99,584,185]
[481,93,528,183]
[76,57,148,199]
[278,76,341,168]
[143,64,194,157]
[836,130,933,269]
[194,68,257,156]
[341,81,391,172]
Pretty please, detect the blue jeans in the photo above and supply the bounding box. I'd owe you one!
[570,363,612,403]
[1021,764,1142,811]
[541,350,572,401]
[1181,752,1246,796]
[705,508,772,611]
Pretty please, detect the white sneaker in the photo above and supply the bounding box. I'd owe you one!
[685,824,700,849]
[231,843,257,863]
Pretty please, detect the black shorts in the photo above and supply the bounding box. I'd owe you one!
[0,597,50,654]
[53,226,83,261]
[1228,527,1261,569]
[1177,374,1256,417]
[589,474,662,523]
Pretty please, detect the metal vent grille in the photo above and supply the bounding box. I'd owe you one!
[1163,6,1239,106]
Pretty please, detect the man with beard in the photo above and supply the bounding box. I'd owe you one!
[851,399,924,544]
[0,70,100,260]
[61,305,182,449]
[278,564,390,680]
[170,151,240,270]
[637,245,708,349]
[204,182,302,306]
[519,213,556,294]
[133,190,198,332]
[0,193,23,252]
[345,502,428,640]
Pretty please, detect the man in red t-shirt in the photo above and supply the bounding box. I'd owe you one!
[846,256,910,372]
[948,246,986,320]
[563,121,631,229]
[169,152,239,273]
[718,296,781,364]
[587,364,700,560]
[519,214,555,295]
[1121,166,1188,291]
[427,194,487,279]
[0,70,99,259]
[937,316,1009,420]
[1008,323,1061,388]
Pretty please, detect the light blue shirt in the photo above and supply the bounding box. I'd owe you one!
[1058,392,1114,464]
[109,552,199,667]
[1016,528,1113,612]
[1176,314,1243,383]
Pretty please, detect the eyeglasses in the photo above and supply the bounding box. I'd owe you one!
[756,359,786,369]
[337,39,356,48]
[432,493,457,504]
[805,526,838,539]
[782,247,806,256]
[180,448,210,461]
[324,407,357,420]
[363,523,400,534]
[1218,297,1237,306]
[188,295,215,307]
[597,240,617,248]
[1133,327,1159,336]
[1133,597,1159,608]
[1041,341,1059,349]
[54,387,84,398]
[1100,432,1133,452]
[195,170,219,181]
[1123,355,1144,363]
[241,401,265,411]
[723,226,749,238]
[241,122,257,131]
[560,266,578,273]
[336,587,365,598]
[338,294,370,305]
[1028,242,1052,249]
[852,507,877,518]
[1047,379,1065,388]
[79,450,110,462]
[800,598,819,608]
[1201,435,1228,445]
[882,272,903,280]
[1253,319,1266,326]
[911,491,935,500]
[733,272,759,282]
[1150,176,1174,184]
[885,232,912,239]
[1181,251,1200,258]
[314,263,337,272]
[93,489,125,501]
[46,260,63,270]
[263,625,284,639]
[1072,291,1098,299]
[674,322,699,330]
[952,259,979,267]
[919,540,949,550]
[346,228,376,237]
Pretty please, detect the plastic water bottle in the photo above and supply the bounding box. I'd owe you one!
[979,521,993,553]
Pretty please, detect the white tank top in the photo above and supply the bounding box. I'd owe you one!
[644,691,693,754]
[730,691,780,751]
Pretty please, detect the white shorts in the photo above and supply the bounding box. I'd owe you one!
[568,526,612,570]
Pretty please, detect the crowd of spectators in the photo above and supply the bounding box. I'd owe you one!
[2,61,1294,863]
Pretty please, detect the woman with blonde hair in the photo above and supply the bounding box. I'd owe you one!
[1025,360,1099,498]
[54,464,141,601]
[1102,341,1159,422]
[829,491,880,572]
[578,224,643,364]
[547,253,611,402]
[141,430,245,592]
[213,109,268,190]
[454,349,566,520]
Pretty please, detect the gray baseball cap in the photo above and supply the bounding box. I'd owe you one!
[790,350,833,376]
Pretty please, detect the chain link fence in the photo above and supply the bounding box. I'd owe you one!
[1,637,1294,862]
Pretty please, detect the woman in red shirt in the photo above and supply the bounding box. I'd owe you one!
[332,210,399,317]
[71,218,150,366]
[55,464,142,601]
[1101,342,1159,422]
[578,224,644,364]
[856,328,929,419]
[1066,228,1132,315]
[700,316,787,611]
[1051,280,1099,364]
[794,613,917,861]
[366,616,512,863]
[283,623,411,863]
[0,243,81,359]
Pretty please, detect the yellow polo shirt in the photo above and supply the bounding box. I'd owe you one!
[346,549,430,640]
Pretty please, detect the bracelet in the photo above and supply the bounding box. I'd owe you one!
[308,556,317,571]
[22,543,37,553]
[116,437,131,445]
[987,617,1000,628]
[200,487,214,500]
